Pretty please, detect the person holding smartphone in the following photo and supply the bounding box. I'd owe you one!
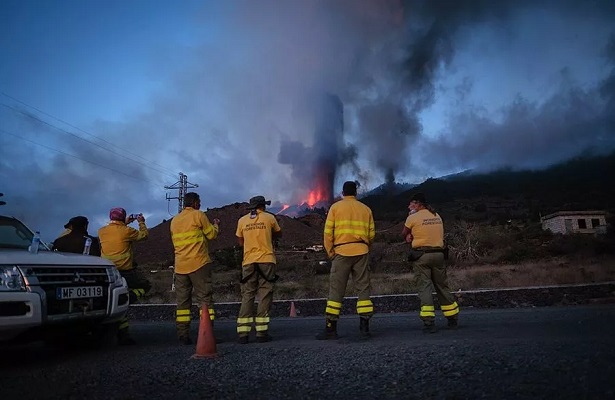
[99,207,149,345]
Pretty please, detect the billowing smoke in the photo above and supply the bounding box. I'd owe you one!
[3,0,615,237]
[278,93,345,205]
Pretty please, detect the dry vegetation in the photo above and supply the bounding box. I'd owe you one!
[139,222,615,304]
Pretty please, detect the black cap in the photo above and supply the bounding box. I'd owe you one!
[64,216,89,229]
[247,195,271,210]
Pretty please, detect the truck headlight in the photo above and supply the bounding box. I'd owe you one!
[0,266,26,291]
[108,267,124,287]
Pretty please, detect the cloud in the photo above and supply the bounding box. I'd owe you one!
[2,0,615,239]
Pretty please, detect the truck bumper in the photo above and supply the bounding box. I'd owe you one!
[108,281,130,321]
[0,291,42,341]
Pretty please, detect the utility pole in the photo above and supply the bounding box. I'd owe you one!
[165,173,198,214]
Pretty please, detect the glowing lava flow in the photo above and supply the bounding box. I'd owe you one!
[304,187,328,207]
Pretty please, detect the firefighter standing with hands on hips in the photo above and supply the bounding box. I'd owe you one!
[402,192,459,333]
[235,196,282,344]
[99,208,149,345]
[317,181,375,340]
[170,192,220,345]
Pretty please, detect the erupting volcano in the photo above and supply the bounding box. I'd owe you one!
[277,93,343,217]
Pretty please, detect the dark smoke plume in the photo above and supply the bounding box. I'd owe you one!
[278,93,345,204]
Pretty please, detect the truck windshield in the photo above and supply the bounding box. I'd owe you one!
[0,216,47,250]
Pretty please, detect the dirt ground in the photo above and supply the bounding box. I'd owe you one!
[138,251,615,304]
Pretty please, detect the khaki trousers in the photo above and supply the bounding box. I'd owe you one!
[237,263,276,337]
[324,253,374,321]
[413,252,459,322]
[175,264,214,337]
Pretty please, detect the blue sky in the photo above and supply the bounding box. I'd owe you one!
[1,0,614,240]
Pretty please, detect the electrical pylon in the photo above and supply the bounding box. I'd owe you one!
[165,172,198,214]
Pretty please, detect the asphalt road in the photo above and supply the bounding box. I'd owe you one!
[2,305,615,400]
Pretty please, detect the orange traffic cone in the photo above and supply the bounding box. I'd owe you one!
[290,301,297,317]
[192,303,219,359]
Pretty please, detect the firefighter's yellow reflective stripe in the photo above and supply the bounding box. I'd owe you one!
[171,230,204,239]
[119,319,129,330]
[335,220,371,228]
[202,224,214,236]
[325,220,371,235]
[131,288,145,297]
[176,309,190,315]
[171,229,205,246]
[420,305,435,317]
[357,299,374,314]
[172,237,205,247]
[237,326,252,333]
[255,317,270,323]
[441,302,458,311]
[176,316,191,322]
[237,317,254,324]
[334,228,370,235]
[325,300,342,315]
[255,325,268,332]
[442,302,459,317]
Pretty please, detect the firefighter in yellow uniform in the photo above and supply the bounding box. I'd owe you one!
[317,181,375,340]
[402,192,459,333]
[98,207,149,345]
[235,196,282,344]
[170,192,220,345]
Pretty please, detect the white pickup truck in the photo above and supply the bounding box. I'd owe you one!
[0,215,129,346]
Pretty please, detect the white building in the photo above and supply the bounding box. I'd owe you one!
[541,211,607,235]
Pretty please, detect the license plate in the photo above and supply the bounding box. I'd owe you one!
[56,286,103,299]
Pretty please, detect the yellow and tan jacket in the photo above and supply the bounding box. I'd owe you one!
[324,196,375,258]
[404,209,444,248]
[170,207,219,274]
[236,210,282,266]
[98,221,148,271]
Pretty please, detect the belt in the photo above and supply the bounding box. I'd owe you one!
[413,247,445,253]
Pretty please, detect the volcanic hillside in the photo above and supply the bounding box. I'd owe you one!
[134,202,324,267]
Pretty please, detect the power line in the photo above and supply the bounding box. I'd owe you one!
[0,128,164,186]
[0,91,179,176]
[0,93,179,179]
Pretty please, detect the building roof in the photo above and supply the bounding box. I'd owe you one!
[541,210,606,221]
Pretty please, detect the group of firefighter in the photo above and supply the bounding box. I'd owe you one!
[52,180,460,345]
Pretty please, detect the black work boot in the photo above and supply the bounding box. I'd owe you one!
[316,319,338,340]
[256,333,272,343]
[422,321,437,334]
[359,317,371,339]
[177,323,191,345]
[238,335,249,344]
[447,317,459,329]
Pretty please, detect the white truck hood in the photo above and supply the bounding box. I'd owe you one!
[0,249,115,267]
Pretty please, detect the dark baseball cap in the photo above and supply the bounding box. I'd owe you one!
[64,216,89,229]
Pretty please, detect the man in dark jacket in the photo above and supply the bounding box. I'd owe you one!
[52,216,101,256]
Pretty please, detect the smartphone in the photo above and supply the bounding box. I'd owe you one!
[129,213,141,219]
